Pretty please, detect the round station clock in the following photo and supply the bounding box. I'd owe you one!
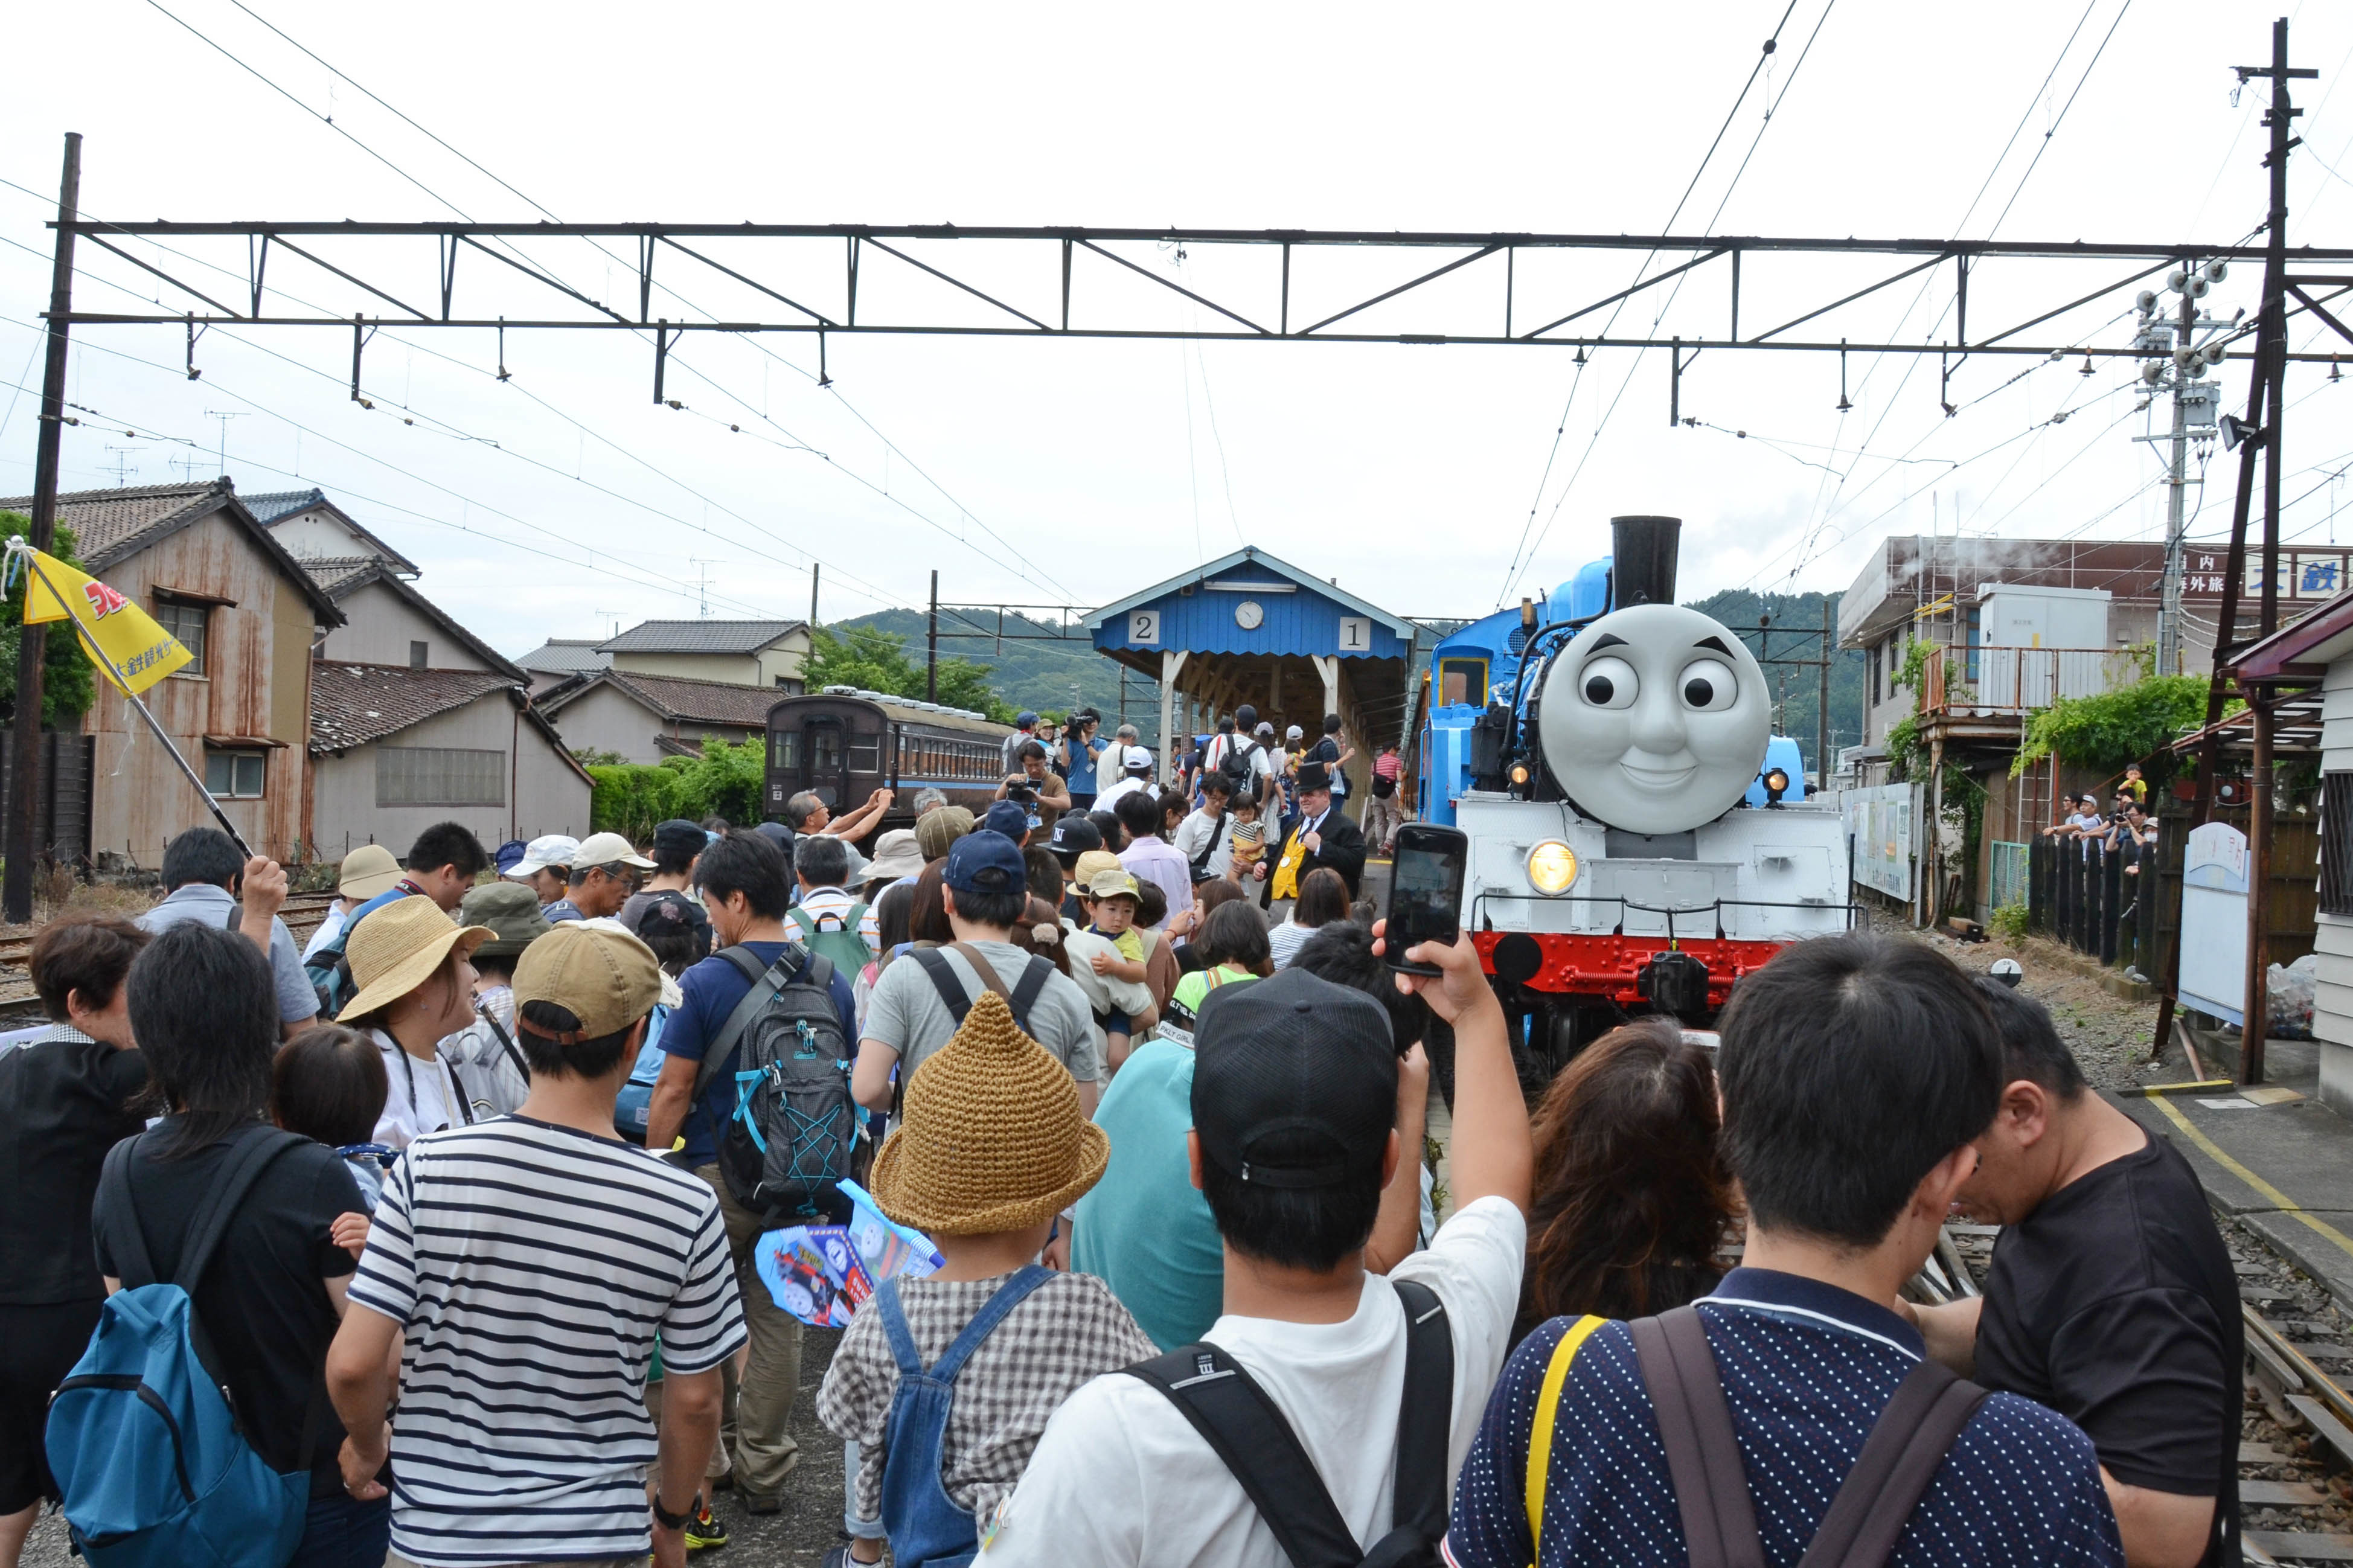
[1234,600,1265,630]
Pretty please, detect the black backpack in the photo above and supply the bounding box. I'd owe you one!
[1125,1278,1452,1567]
[1217,737,1258,801]
[693,944,855,1219]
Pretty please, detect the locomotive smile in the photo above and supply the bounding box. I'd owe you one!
[1618,757,1696,789]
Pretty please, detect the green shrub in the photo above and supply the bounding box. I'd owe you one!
[587,737,770,840]
[2013,675,2220,777]
[1990,902,2030,943]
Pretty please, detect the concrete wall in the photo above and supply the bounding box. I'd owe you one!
[268,507,382,562]
[538,682,757,765]
[317,581,495,671]
[311,692,589,858]
[609,629,807,690]
[80,509,320,865]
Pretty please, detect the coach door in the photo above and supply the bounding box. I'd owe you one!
[803,716,848,808]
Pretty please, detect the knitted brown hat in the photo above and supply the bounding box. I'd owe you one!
[869,990,1110,1236]
[915,805,975,864]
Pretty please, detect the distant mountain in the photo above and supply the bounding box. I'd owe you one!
[828,609,1133,721]
[1682,589,1866,772]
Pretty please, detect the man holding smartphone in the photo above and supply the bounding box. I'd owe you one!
[1259,762,1366,905]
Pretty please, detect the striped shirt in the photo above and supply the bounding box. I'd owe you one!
[348,1116,746,1568]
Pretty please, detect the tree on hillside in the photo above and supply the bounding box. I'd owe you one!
[803,624,1014,724]
[0,513,96,728]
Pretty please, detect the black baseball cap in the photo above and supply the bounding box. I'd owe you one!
[1193,968,1398,1189]
[1045,814,1102,867]
[652,818,706,863]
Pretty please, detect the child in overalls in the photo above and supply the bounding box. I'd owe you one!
[816,991,1152,1567]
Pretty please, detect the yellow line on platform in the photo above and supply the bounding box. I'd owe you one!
[2151,1093,2353,1262]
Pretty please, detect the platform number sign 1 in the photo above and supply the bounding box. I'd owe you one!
[1339,616,1371,652]
[1130,609,1160,646]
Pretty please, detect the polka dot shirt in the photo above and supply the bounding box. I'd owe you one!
[1441,1267,2124,1568]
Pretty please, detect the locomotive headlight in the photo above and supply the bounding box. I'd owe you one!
[1762,767,1789,804]
[1509,764,1530,786]
[1526,840,1579,895]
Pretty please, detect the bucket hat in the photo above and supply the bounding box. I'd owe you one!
[335,895,492,1023]
[459,880,553,961]
[869,991,1110,1235]
[863,828,925,885]
[336,843,402,901]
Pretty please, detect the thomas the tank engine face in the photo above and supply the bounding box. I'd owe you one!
[1535,602,1773,836]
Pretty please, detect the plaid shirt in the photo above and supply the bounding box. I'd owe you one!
[818,1269,1155,1522]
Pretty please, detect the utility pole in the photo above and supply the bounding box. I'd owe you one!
[808,563,820,630]
[2143,267,2231,676]
[7,133,80,924]
[926,569,938,703]
[1818,606,1832,787]
[2235,16,2314,1087]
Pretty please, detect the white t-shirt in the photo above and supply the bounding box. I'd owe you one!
[981,1195,1526,1567]
[1095,773,1154,818]
[1172,807,1233,880]
[370,1028,464,1150]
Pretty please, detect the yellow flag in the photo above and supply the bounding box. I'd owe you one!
[18,548,193,695]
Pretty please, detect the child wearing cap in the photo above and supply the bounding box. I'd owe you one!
[1075,867,1150,1066]
[817,991,1154,1568]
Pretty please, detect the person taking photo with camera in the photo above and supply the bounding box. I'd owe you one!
[998,741,1072,836]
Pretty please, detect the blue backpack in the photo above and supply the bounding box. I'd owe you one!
[46,1127,316,1568]
[614,1002,673,1145]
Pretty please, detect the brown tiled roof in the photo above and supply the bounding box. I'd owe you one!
[0,479,344,619]
[309,663,517,752]
[301,555,380,597]
[539,668,779,729]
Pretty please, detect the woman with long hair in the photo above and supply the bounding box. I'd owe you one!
[1517,1017,1737,1344]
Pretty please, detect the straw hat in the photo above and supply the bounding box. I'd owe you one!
[335,895,492,1023]
[869,991,1110,1236]
[336,843,402,901]
[1071,849,1124,886]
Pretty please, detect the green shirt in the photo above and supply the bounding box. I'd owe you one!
[1072,1036,1227,1351]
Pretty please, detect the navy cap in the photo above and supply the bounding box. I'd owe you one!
[652,818,706,864]
[945,827,1028,895]
[1017,711,1040,728]
[1193,968,1397,1190]
[1045,814,1102,864]
[981,801,1031,842]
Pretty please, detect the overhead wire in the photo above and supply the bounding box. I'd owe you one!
[123,1,1076,601]
[0,225,910,610]
[1499,0,1839,604]
[1496,0,1806,601]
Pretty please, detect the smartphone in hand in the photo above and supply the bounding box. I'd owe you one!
[1384,823,1468,976]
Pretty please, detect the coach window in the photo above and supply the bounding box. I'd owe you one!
[850,734,880,773]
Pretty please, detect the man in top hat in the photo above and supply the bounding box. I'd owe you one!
[1258,762,1366,906]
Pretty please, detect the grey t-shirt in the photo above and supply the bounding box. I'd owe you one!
[863,939,1099,1085]
[138,883,320,1028]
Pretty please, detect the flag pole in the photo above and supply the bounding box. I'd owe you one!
[10,545,252,859]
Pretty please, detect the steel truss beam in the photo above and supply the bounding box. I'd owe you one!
[48,220,2353,368]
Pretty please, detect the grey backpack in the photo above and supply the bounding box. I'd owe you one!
[693,944,854,1220]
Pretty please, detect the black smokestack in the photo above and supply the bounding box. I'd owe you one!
[1610,516,1682,607]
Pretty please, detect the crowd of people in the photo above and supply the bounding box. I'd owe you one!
[0,730,2241,1568]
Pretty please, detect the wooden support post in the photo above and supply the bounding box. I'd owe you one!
[2244,693,2276,1084]
[1159,650,1188,787]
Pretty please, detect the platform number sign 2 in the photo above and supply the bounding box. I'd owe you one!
[1130,610,1160,646]
[1339,616,1371,652]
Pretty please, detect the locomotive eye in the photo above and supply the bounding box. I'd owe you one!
[1578,656,1637,710]
[1679,658,1738,712]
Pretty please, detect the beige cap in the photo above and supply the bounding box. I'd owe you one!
[336,843,402,900]
[571,831,656,871]
[1081,867,1139,901]
[1071,849,1124,886]
[334,895,491,1023]
[511,921,662,1042]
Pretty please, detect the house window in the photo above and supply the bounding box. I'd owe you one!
[2323,773,2353,918]
[154,597,210,675]
[1866,644,1883,706]
[773,676,805,694]
[377,746,504,807]
[203,747,266,799]
[409,641,428,670]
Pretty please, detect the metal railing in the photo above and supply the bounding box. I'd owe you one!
[1924,645,2142,716]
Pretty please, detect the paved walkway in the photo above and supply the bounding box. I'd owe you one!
[2118,1036,2353,1312]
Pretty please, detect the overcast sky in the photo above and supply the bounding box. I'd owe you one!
[4,0,2351,656]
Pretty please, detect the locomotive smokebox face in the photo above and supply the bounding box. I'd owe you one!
[1537,603,1773,834]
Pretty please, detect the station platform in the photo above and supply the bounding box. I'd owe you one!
[2118,1037,2353,1312]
